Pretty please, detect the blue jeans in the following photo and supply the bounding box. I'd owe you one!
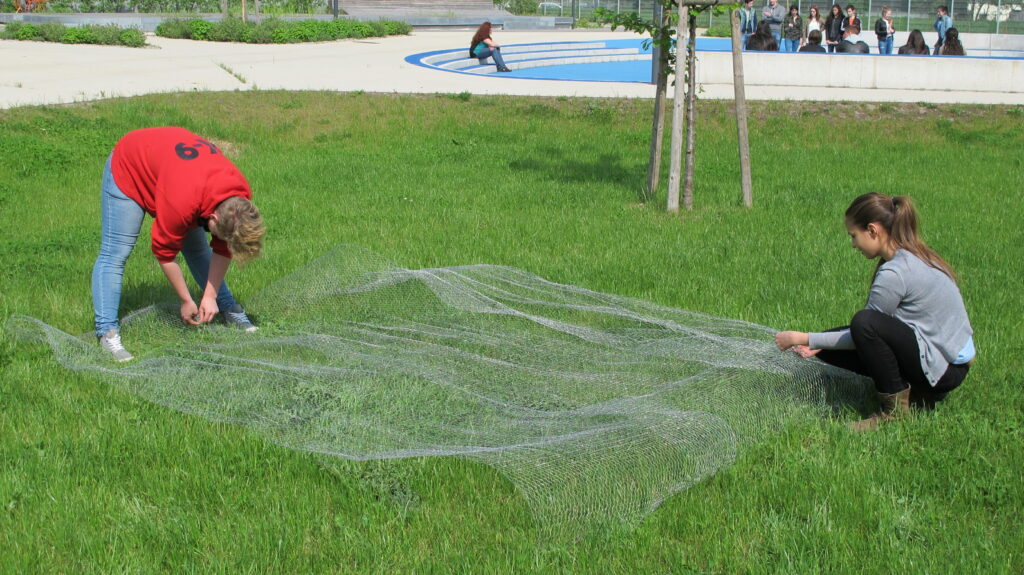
[92,155,236,335]
[784,38,800,52]
[742,32,752,49]
[879,36,893,54]
[475,46,508,69]
[772,32,782,51]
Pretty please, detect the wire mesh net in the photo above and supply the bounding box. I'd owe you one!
[8,245,870,536]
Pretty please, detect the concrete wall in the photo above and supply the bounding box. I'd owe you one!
[697,50,1024,93]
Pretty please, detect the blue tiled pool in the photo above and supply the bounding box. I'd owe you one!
[406,37,1024,83]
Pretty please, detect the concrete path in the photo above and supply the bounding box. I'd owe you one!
[1,29,1021,109]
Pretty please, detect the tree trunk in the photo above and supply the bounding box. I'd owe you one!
[645,6,672,202]
[254,0,261,24]
[221,0,228,17]
[667,2,688,213]
[682,11,697,210]
[731,7,753,207]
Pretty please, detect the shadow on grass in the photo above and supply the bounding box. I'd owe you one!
[508,146,641,189]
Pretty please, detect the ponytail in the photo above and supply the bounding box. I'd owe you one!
[845,193,956,281]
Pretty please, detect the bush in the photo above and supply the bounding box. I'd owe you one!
[704,25,732,37]
[382,20,411,35]
[15,23,42,41]
[119,28,146,47]
[155,18,192,39]
[1,20,145,46]
[62,26,98,44]
[246,18,287,43]
[38,22,67,43]
[189,18,213,40]
[89,24,123,45]
[152,16,411,44]
[1,22,25,38]
[207,17,250,42]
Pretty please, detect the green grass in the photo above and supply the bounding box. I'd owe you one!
[1,92,1023,573]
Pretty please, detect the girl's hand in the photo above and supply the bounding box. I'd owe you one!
[792,345,821,358]
[197,296,219,324]
[181,300,200,325]
[774,330,809,351]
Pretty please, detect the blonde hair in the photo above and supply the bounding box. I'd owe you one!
[214,196,265,265]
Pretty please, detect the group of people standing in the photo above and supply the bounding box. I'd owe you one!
[740,1,965,56]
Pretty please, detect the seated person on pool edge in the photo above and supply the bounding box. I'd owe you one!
[470,21,511,73]
[93,127,266,362]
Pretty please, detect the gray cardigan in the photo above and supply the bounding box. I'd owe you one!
[808,249,974,387]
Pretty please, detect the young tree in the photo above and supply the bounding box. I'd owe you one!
[597,1,752,211]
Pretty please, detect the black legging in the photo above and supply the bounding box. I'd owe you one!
[816,309,969,401]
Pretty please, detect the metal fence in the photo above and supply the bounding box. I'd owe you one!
[567,0,1024,34]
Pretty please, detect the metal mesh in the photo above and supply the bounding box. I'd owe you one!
[9,245,869,536]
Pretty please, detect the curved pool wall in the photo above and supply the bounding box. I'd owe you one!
[407,36,1024,92]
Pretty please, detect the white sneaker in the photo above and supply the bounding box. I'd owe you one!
[98,329,134,362]
[223,304,258,332]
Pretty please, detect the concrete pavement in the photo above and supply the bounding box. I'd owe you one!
[1,29,1022,109]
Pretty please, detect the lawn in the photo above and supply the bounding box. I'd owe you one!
[1,92,1022,573]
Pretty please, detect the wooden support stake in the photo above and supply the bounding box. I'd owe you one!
[645,6,672,201]
[682,10,697,210]
[731,7,753,207]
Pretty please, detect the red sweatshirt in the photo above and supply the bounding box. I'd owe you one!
[111,127,253,263]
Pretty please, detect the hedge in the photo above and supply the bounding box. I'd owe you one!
[154,17,411,43]
[0,21,146,46]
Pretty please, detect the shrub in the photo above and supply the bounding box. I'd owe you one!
[382,20,411,35]
[15,23,42,41]
[246,18,287,43]
[38,22,67,43]
[153,16,411,44]
[119,28,146,47]
[189,18,213,40]
[1,20,144,46]
[367,20,388,37]
[1,22,26,38]
[704,25,732,37]
[155,18,193,39]
[62,26,98,44]
[89,24,123,45]
[208,17,250,42]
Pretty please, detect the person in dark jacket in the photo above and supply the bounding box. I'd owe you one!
[897,29,931,54]
[782,5,803,52]
[875,6,896,54]
[799,29,827,52]
[745,20,780,51]
[824,4,844,53]
[841,4,862,36]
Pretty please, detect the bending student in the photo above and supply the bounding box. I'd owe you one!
[93,127,266,362]
[774,193,975,431]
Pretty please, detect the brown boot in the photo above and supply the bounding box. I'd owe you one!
[849,388,911,432]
